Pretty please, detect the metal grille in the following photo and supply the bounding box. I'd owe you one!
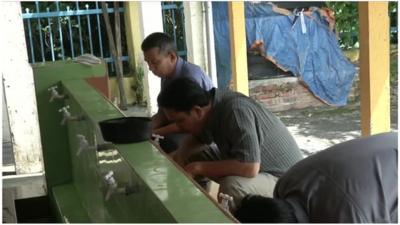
[161,2,187,60]
[21,1,129,75]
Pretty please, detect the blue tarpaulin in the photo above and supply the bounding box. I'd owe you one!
[212,2,357,106]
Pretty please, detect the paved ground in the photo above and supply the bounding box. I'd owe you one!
[275,85,398,156]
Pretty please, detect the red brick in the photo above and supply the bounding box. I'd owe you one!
[262,84,278,92]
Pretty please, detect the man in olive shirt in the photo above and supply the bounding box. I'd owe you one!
[235,132,398,223]
[157,78,303,212]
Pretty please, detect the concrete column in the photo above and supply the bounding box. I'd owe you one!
[183,2,207,72]
[184,2,218,87]
[124,2,164,116]
[0,2,44,174]
[358,2,390,136]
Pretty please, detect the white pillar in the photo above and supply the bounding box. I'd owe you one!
[205,2,218,87]
[184,2,208,73]
[0,2,44,175]
[184,2,217,87]
[139,2,164,115]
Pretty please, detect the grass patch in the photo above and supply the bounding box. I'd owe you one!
[390,44,398,86]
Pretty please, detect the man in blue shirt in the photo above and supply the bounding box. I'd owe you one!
[141,32,214,152]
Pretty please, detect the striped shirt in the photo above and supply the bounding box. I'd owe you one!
[197,88,303,177]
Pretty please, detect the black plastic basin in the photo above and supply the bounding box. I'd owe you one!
[99,117,151,144]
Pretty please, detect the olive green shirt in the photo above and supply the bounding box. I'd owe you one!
[197,89,303,177]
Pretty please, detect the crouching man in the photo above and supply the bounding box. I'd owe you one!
[157,77,303,212]
[235,132,398,223]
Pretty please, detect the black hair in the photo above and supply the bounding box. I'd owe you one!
[234,195,297,223]
[157,78,211,112]
[141,32,177,55]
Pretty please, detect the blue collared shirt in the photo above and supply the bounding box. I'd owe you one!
[161,57,214,91]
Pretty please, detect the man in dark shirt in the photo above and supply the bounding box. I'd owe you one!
[157,78,303,212]
[141,32,213,152]
[235,132,398,223]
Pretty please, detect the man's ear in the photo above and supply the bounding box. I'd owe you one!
[168,51,177,62]
[191,106,204,119]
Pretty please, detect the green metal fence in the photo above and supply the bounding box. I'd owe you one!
[161,2,187,60]
[21,1,188,73]
[21,1,130,75]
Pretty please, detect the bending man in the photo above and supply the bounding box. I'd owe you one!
[157,78,303,212]
[235,132,398,223]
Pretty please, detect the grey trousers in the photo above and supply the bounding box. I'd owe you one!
[217,173,278,212]
[189,144,278,212]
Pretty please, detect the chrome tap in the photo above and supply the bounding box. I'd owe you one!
[219,192,233,212]
[76,134,96,156]
[48,86,65,102]
[103,171,139,201]
[151,134,165,145]
[58,105,83,125]
[104,171,119,201]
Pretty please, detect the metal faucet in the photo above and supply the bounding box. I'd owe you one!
[76,134,96,156]
[103,171,139,201]
[48,86,65,102]
[152,134,165,145]
[219,192,233,212]
[104,171,118,201]
[76,135,115,156]
[58,105,82,125]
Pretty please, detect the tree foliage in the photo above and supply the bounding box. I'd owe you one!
[326,2,398,49]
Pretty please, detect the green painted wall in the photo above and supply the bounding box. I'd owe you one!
[34,61,234,222]
[33,61,106,188]
[61,79,233,222]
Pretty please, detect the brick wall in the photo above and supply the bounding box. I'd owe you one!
[249,76,359,112]
[249,77,325,112]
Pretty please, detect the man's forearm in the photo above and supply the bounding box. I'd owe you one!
[151,111,167,129]
[153,123,182,136]
[185,160,260,179]
[171,135,205,166]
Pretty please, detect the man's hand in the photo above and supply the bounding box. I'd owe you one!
[184,162,202,177]
[169,150,187,167]
[151,111,167,129]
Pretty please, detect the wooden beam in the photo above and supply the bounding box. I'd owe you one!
[123,2,164,116]
[228,2,249,96]
[124,2,141,72]
[358,2,390,136]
